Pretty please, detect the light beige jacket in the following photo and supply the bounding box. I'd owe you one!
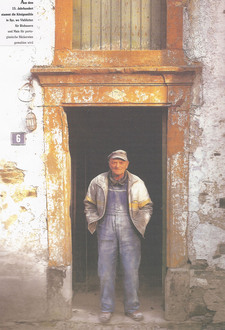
[84,171,153,237]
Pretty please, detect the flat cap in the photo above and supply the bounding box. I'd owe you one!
[108,149,128,161]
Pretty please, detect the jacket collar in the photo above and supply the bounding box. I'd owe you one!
[96,171,138,190]
[108,170,128,185]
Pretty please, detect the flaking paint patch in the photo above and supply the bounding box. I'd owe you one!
[1,203,8,210]
[51,127,63,146]
[0,191,7,200]
[4,214,18,229]
[109,89,126,101]
[82,88,94,102]
[11,186,37,203]
[190,277,208,288]
[135,90,149,102]
[0,161,24,185]
[20,206,27,212]
[193,223,225,268]
[46,88,64,105]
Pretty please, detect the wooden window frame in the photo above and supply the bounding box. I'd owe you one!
[72,0,167,51]
[54,0,183,66]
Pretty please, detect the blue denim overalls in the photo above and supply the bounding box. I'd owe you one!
[97,178,141,313]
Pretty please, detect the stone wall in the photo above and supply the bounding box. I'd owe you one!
[184,0,225,324]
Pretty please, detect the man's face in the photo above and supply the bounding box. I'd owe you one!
[109,158,129,179]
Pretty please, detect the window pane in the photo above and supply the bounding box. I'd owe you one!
[73,0,166,50]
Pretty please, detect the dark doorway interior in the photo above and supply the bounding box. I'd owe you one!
[66,106,165,293]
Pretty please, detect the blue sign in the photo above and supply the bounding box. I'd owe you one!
[11,132,26,145]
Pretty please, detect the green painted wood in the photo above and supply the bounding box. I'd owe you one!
[73,0,166,50]
[101,0,111,50]
[82,0,91,49]
[121,0,131,49]
[131,0,141,49]
[73,0,81,49]
[111,0,121,50]
[91,0,101,50]
[141,0,151,49]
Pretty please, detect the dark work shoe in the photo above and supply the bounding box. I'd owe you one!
[125,310,144,321]
[99,312,112,323]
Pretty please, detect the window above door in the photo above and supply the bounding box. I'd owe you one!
[73,0,167,50]
[53,0,187,69]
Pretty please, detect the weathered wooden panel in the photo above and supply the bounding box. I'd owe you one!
[131,0,141,49]
[82,0,91,49]
[121,0,131,49]
[141,0,151,49]
[91,0,101,50]
[72,0,167,50]
[73,0,78,49]
[111,0,121,50]
[101,0,111,50]
[73,0,81,49]
[151,0,162,49]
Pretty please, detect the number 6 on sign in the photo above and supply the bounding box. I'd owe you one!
[11,132,26,145]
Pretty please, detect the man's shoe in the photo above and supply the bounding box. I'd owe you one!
[99,312,112,323]
[125,310,144,321]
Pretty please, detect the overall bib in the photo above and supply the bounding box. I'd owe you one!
[97,179,141,313]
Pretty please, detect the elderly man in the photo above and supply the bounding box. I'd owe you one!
[84,150,153,323]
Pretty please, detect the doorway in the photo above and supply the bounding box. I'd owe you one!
[66,106,167,294]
